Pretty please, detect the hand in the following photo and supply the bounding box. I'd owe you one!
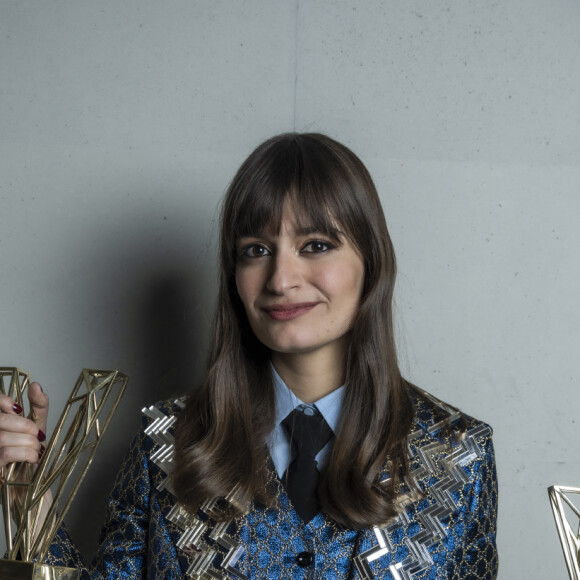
[0,382,48,469]
[0,382,53,554]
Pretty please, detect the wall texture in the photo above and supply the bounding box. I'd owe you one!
[1,1,579,577]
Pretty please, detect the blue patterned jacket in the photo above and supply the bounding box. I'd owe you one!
[47,388,498,579]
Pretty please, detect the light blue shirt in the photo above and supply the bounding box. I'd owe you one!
[267,365,345,478]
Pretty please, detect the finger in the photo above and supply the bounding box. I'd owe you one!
[0,431,42,450]
[27,382,49,433]
[0,394,24,415]
[0,444,44,467]
[0,413,44,439]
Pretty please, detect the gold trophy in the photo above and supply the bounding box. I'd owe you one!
[548,485,580,580]
[0,367,128,580]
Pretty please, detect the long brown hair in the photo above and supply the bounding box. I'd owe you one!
[173,133,414,528]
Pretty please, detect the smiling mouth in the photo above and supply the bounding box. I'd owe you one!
[262,302,319,321]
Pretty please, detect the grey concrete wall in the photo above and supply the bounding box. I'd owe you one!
[1,1,579,577]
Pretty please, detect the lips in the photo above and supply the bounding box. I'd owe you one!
[262,302,319,321]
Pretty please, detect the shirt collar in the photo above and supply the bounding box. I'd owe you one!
[271,364,344,434]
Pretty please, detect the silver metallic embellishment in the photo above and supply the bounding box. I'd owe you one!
[353,397,491,580]
[142,402,247,580]
[145,392,490,580]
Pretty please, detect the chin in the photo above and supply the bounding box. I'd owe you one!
[267,343,312,355]
[270,339,334,357]
[261,335,318,355]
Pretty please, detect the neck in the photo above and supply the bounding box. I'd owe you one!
[271,343,347,403]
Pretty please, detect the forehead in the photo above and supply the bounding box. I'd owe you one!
[233,195,341,240]
[256,218,342,242]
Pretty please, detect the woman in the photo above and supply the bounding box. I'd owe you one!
[0,133,498,579]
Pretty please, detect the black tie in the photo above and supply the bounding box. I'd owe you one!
[282,407,333,523]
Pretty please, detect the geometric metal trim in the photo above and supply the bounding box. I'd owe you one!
[548,485,580,580]
[145,393,490,580]
[142,402,247,579]
[353,419,491,579]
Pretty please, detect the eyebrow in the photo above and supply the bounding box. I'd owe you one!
[237,226,343,240]
[294,225,341,236]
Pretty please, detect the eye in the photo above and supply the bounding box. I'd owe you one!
[301,240,335,254]
[240,243,271,258]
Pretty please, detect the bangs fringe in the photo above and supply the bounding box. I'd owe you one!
[229,136,364,246]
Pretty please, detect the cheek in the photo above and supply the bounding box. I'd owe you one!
[349,258,366,300]
[235,269,250,309]
[235,267,260,312]
[323,264,365,303]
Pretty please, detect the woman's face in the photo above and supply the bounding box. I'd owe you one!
[235,205,365,362]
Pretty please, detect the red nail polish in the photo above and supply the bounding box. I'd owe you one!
[38,445,45,460]
[13,403,23,414]
[37,429,46,442]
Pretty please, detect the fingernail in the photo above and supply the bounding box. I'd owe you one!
[37,429,46,442]
[13,403,23,414]
[38,384,44,393]
[38,445,45,460]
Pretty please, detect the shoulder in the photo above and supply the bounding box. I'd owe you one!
[131,399,187,496]
[408,383,493,442]
[403,384,495,489]
[125,398,185,468]
[140,397,186,435]
[142,397,185,421]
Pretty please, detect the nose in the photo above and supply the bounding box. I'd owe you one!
[265,250,302,294]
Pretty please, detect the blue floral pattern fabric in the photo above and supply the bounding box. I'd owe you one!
[46,390,498,579]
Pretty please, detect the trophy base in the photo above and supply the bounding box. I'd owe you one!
[0,560,79,580]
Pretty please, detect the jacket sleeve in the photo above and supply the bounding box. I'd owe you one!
[447,432,499,579]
